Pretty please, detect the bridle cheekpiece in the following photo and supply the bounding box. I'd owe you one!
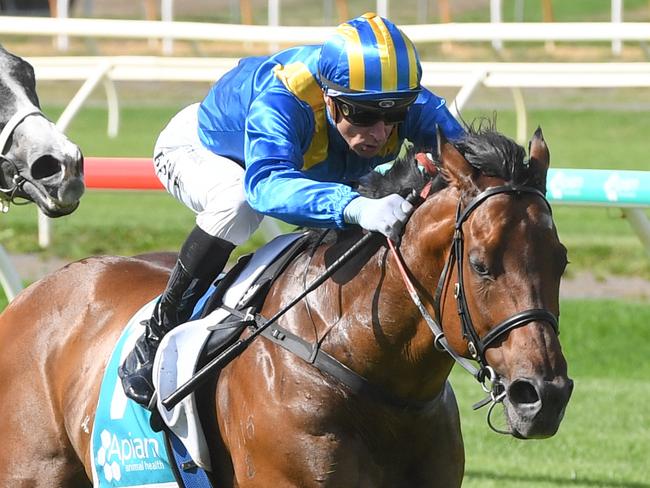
[0,107,44,212]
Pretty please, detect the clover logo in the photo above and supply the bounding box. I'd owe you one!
[96,429,122,482]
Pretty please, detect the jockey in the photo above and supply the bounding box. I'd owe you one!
[119,12,465,407]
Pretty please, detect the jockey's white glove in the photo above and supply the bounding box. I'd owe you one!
[343,194,413,242]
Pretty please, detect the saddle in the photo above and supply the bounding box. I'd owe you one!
[151,231,311,471]
[198,231,311,365]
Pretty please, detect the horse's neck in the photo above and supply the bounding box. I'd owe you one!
[312,191,459,401]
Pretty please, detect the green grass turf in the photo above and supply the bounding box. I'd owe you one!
[4,191,647,278]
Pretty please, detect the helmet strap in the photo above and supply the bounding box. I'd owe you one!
[324,95,340,124]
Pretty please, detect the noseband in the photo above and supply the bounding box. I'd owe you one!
[0,107,44,212]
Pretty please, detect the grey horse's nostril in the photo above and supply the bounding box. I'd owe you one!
[60,178,85,203]
[508,379,540,405]
[31,155,61,180]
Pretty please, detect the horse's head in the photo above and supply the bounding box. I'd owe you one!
[0,45,84,217]
[412,125,572,439]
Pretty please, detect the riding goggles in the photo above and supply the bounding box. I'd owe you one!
[333,94,418,127]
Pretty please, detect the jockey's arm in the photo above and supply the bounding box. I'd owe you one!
[243,92,359,229]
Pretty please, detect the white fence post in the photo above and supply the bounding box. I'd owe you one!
[39,60,115,249]
[510,87,527,144]
[268,0,280,51]
[0,245,22,301]
[376,0,388,18]
[623,208,650,256]
[490,0,503,52]
[55,0,69,51]
[37,211,51,249]
[161,0,174,55]
[449,70,487,117]
[611,0,623,56]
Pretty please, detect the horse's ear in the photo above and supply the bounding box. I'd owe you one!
[437,127,477,194]
[528,127,550,190]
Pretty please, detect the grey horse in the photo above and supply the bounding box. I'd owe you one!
[0,45,84,217]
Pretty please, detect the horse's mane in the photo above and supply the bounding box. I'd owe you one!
[356,147,440,199]
[0,45,39,108]
[304,119,534,246]
[359,118,535,199]
[454,118,533,188]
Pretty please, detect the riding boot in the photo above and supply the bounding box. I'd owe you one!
[118,226,235,408]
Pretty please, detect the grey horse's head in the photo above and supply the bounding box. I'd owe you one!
[0,45,84,217]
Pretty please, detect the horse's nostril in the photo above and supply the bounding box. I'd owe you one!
[508,379,540,405]
[31,155,61,180]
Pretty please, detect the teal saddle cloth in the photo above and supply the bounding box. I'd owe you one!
[90,297,178,487]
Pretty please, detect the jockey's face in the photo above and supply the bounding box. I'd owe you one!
[325,95,393,158]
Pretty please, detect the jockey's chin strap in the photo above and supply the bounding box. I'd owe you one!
[387,183,560,434]
[0,107,45,213]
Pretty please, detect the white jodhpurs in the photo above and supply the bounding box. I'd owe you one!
[153,103,263,245]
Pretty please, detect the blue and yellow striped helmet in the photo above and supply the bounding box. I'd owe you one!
[318,13,422,104]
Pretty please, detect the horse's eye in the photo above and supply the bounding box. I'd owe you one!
[469,255,490,276]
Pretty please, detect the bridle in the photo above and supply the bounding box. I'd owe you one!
[439,185,559,372]
[0,107,43,212]
[389,183,560,433]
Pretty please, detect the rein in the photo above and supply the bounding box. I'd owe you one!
[388,184,560,433]
[0,108,44,212]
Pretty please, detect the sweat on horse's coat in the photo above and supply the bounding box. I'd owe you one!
[0,125,572,487]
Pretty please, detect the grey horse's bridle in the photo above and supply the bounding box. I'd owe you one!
[0,107,44,212]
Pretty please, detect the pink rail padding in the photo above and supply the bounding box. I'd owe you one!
[84,157,164,190]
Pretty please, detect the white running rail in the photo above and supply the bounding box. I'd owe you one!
[2,16,650,44]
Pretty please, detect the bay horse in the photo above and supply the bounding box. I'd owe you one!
[0,126,572,487]
[0,45,83,216]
